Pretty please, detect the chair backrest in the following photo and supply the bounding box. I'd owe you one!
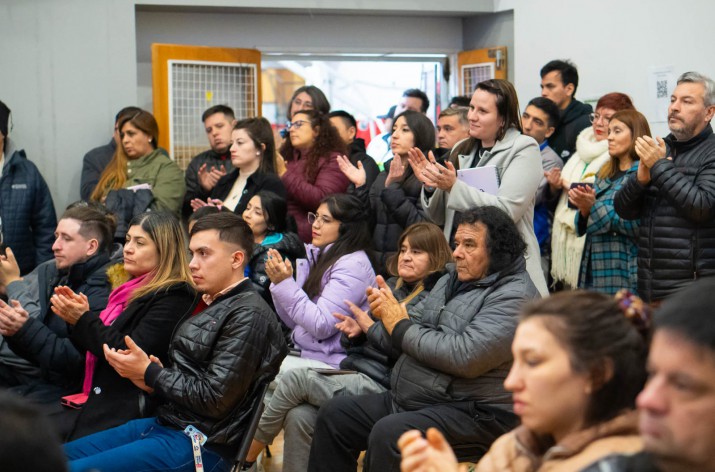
[231,381,270,472]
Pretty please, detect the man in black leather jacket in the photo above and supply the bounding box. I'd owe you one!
[65,211,287,471]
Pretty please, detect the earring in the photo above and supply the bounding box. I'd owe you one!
[256,152,261,156]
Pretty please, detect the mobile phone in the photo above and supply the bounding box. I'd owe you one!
[61,393,88,409]
[567,182,594,209]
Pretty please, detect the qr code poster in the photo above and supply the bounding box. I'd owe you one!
[649,66,676,123]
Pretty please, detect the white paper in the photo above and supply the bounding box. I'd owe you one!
[126,183,153,192]
[648,66,676,123]
[456,165,499,195]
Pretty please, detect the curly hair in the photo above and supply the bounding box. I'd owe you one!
[456,206,526,275]
[280,109,346,183]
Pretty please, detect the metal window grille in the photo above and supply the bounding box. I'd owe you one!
[461,62,495,95]
[169,60,258,169]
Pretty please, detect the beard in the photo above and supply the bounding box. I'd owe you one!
[668,114,698,141]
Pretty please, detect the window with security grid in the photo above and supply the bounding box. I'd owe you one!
[169,60,258,169]
[461,62,495,95]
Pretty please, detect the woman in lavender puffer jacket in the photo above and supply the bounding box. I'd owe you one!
[266,193,376,374]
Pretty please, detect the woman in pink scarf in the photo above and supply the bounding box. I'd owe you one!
[50,211,197,441]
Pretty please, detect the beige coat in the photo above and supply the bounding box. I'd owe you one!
[476,411,642,472]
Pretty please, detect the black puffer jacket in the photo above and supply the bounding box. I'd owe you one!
[247,232,305,308]
[340,272,442,389]
[0,139,56,274]
[62,282,198,441]
[614,124,715,302]
[354,160,427,275]
[147,279,287,453]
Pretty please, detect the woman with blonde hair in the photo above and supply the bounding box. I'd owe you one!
[49,211,198,441]
[90,110,185,231]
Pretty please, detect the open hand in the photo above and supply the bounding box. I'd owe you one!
[0,299,29,336]
[50,286,90,325]
[198,163,227,192]
[337,154,367,188]
[265,249,293,284]
[398,428,463,472]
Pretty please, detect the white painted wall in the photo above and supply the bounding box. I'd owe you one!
[496,0,715,137]
[0,0,137,212]
[2,0,713,212]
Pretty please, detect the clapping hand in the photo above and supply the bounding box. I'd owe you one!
[264,249,293,285]
[398,428,464,472]
[337,155,367,188]
[197,163,226,192]
[385,153,407,187]
[368,276,408,334]
[406,148,457,191]
[568,185,597,217]
[50,286,90,325]
[104,336,158,393]
[334,299,375,337]
[0,299,29,336]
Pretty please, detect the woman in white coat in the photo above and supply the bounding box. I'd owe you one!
[409,79,547,295]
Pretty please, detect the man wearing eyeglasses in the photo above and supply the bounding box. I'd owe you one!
[615,71,715,304]
[540,60,593,162]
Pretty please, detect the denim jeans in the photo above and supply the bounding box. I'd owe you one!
[65,417,230,472]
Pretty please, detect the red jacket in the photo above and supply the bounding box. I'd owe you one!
[282,150,349,242]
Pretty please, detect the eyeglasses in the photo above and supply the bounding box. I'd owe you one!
[287,120,309,130]
[589,113,612,125]
[307,212,336,228]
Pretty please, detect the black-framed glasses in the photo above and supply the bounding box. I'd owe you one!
[307,212,335,228]
[287,120,309,130]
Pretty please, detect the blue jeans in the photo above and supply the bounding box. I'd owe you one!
[65,417,230,472]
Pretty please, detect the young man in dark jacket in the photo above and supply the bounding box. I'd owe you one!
[66,212,288,471]
[539,60,592,162]
[308,206,540,472]
[0,203,114,403]
[182,105,237,218]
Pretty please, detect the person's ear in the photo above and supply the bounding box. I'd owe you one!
[231,249,245,271]
[348,126,357,141]
[86,239,99,257]
[565,82,575,98]
[545,126,556,139]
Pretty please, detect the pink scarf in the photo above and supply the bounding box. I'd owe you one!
[82,273,150,395]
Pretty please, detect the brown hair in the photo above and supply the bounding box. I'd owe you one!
[595,92,634,112]
[279,110,346,183]
[452,79,523,162]
[234,117,277,175]
[91,110,159,201]
[597,109,651,179]
[386,223,452,304]
[520,291,648,428]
